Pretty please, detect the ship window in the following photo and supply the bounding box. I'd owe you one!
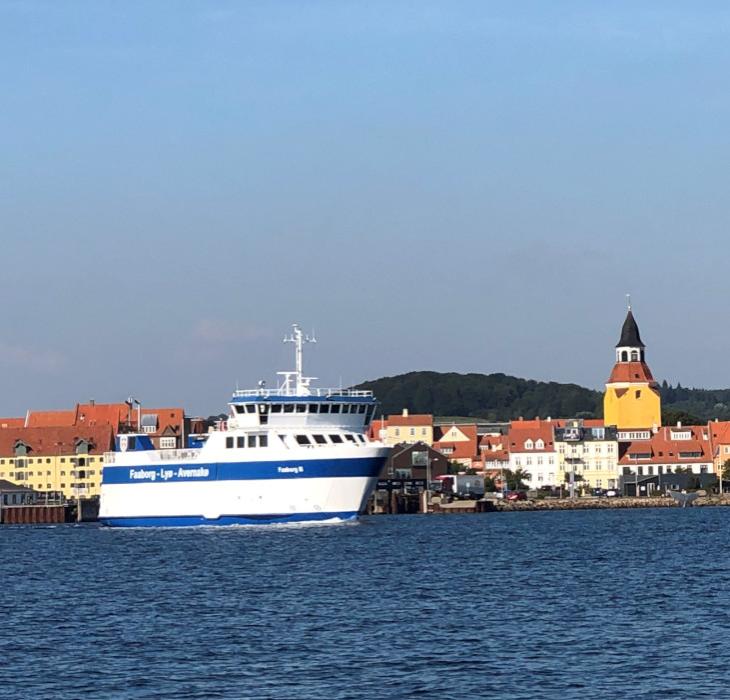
[246,405,256,414]
[234,405,245,414]
[259,435,268,447]
[329,434,344,443]
[309,404,319,413]
[345,434,356,443]
[237,436,245,448]
[356,435,366,443]
[341,404,350,414]
[320,404,330,414]
[271,404,282,413]
[296,435,311,445]
[283,404,295,413]
[313,434,327,444]
[331,405,341,414]
[226,437,234,449]
[296,404,306,413]
[358,405,367,414]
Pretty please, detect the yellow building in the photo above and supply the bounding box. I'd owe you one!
[372,409,434,446]
[603,307,662,430]
[0,425,114,499]
[555,420,620,491]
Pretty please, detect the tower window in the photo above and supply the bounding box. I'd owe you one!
[635,390,641,398]
[621,351,628,362]
[631,350,639,361]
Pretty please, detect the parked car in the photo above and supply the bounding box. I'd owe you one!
[605,489,619,497]
[506,491,527,501]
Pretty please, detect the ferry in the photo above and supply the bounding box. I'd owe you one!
[99,325,389,527]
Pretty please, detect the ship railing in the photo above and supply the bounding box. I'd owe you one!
[232,388,374,399]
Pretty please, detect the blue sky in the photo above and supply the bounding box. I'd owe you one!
[2,1,730,415]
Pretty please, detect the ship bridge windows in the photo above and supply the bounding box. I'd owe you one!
[309,404,319,413]
[313,434,327,444]
[296,404,306,413]
[345,434,356,443]
[329,434,344,444]
[320,404,330,414]
[234,405,245,414]
[330,405,341,414]
[341,404,350,414]
[271,404,282,413]
[295,435,311,445]
[284,404,295,413]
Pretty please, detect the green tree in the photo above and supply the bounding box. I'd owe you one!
[484,476,497,492]
[501,468,530,490]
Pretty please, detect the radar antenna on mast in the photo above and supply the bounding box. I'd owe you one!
[280,323,318,395]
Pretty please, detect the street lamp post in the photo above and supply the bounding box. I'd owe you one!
[424,453,432,514]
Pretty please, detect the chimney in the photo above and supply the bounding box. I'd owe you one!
[402,408,409,417]
[90,399,95,407]
[677,421,682,428]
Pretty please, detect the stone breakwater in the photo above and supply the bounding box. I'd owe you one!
[495,495,730,511]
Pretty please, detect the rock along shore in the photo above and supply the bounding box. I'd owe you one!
[493,494,730,511]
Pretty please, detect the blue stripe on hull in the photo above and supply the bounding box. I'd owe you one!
[100,511,360,527]
[102,457,385,485]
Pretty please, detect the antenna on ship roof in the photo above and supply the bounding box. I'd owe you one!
[282,323,317,396]
[626,293,632,311]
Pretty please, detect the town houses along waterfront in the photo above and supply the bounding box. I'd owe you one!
[372,306,725,507]
[1,307,728,522]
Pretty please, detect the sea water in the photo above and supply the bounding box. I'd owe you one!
[3,508,730,699]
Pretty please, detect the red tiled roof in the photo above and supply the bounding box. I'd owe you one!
[386,413,433,427]
[479,434,505,450]
[369,419,388,441]
[0,418,24,429]
[26,410,76,428]
[508,421,557,453]
[23,403,184,437]
[607,362,656,384]
[0,425,115,457]
[618,426,711,465]
[434,424,478,460]
[709,420,730,444]
[483,448,509,463]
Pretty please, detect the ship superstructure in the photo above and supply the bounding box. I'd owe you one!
[99,325,388,526]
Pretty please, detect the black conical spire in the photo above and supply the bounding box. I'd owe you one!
[616,309,645,348]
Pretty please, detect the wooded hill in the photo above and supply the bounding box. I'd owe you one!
[354,372,730,424]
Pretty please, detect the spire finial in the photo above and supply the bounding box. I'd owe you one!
[626,293,632,311]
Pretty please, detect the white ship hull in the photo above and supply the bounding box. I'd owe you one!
[100,447,388,527]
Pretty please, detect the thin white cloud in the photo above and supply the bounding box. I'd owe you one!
[0,340,65,373]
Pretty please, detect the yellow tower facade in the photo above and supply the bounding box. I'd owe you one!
[603,308,661,430]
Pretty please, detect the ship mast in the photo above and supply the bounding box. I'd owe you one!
[281,324,317,395]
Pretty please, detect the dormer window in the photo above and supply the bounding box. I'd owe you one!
[535,439,544,449]
[524,439,534,450]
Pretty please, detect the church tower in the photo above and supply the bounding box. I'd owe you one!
[603,304,662,430]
